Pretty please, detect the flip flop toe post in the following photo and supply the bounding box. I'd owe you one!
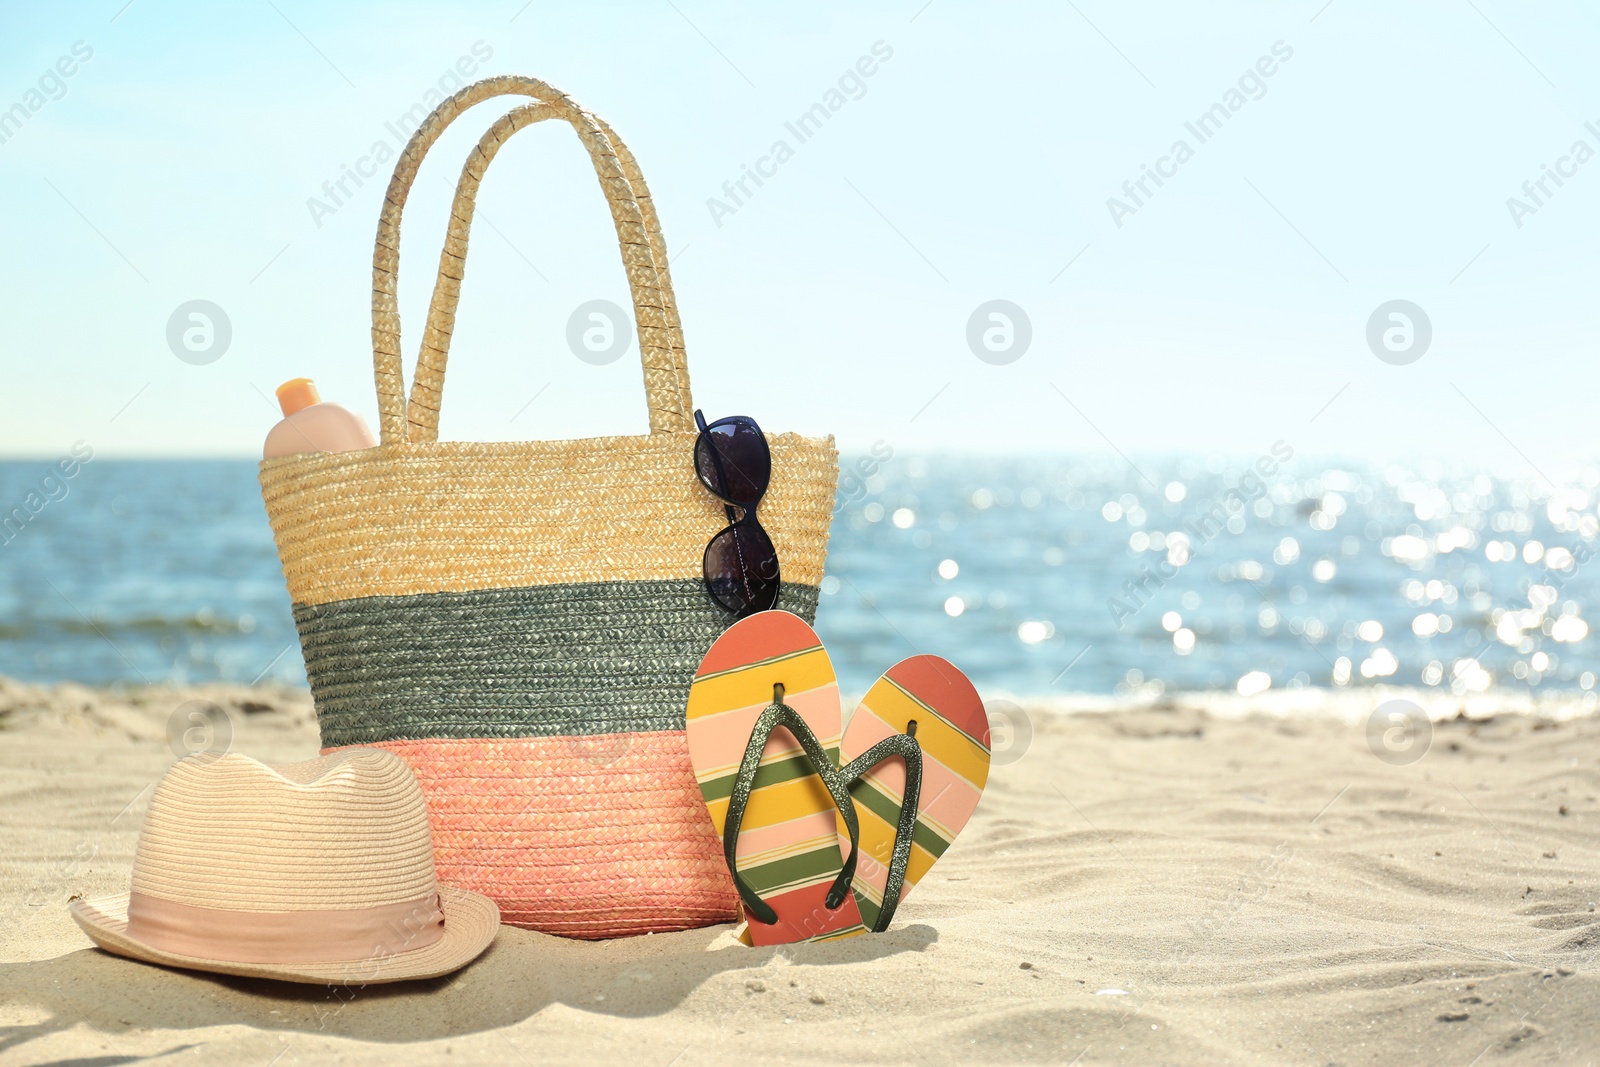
[687,611,867,945]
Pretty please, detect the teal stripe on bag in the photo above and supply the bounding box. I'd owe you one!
[296,579,820,747]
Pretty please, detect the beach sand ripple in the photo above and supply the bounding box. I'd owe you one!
[1,679,1595,1065]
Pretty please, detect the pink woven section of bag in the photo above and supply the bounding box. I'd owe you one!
[329,733,739,938]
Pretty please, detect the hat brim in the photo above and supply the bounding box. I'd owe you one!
[68,885,499,985]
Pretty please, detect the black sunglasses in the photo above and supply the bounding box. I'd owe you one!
[694,409,780,618]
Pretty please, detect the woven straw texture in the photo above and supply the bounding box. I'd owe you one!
[261,437,834,606]
[259,75,839,939]
[69,750,502,984]
[298,580,819,746]
[131,750,436,910]
[351,734,739,935]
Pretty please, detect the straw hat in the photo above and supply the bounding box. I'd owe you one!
[70,748,499,984]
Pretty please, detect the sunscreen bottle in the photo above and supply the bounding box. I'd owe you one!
[263,378,376,459]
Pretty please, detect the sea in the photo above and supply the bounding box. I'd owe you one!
[2,455,1598,704]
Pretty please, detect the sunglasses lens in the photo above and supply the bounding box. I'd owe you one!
[695,417,770,505]
[704,522,780,617]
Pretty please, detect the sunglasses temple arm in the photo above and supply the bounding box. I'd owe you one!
[699,428,739,508]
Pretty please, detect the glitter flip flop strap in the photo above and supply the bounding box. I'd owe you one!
[722,697,862,926]
[723,702,925,934]
[840,726,924,933]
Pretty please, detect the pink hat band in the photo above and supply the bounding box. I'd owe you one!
[125,890,445,966]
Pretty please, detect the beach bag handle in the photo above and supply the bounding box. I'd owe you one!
[371,75,695,445]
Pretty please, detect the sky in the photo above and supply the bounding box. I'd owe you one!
[1,0,1598,476]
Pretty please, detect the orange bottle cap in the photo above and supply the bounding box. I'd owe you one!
[276,378,321,416]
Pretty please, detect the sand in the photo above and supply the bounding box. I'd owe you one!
[2,677,1597,1066]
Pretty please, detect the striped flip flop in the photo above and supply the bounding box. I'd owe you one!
[686,611,867,945]
[840,655,990,932]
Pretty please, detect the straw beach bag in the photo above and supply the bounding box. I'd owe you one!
[260,76,839,939]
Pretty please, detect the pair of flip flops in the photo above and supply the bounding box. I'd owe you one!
[686,611,991,946]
